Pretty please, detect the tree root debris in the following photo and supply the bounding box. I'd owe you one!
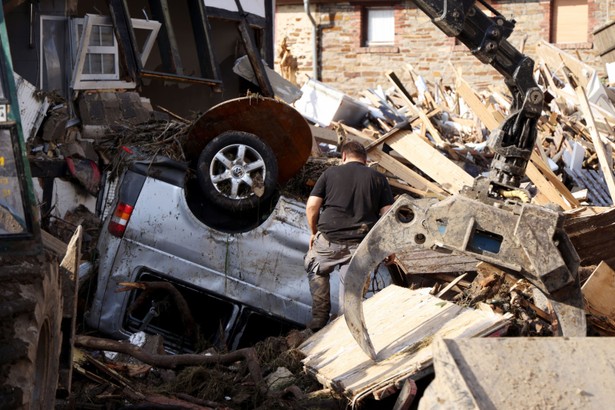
[71,330,343,410]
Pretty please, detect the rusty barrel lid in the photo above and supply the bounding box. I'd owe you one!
[183,96,312,183]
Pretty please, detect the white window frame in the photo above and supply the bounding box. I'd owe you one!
[71,14,161,90]
[73,17,120,81]
[366,8,395,46]
[131,19,162,66]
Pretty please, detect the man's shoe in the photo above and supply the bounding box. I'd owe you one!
[307,317,329,331]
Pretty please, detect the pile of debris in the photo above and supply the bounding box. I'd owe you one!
[301,39,615,337]
[67,330,343,410]
[307,41,615,210]
[27,37,615,408]
[290,40,615,408]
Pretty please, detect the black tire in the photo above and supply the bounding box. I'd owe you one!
[197,130,278,211]
[0,253,62,410]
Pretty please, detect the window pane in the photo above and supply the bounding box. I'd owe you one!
[99,25,115,46]
[0,128,27,234]
[83,54,101,74]
[76,23,84,45]
[41,17,68,95]
[89,25,115,47]
[82,53,116,75]
[102,54,115,74]
[367,8,394,45]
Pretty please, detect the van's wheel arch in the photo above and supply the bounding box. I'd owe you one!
[196,130,279,211]
[0,254,62,408]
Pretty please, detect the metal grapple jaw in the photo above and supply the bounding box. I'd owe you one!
[344,194,587,361]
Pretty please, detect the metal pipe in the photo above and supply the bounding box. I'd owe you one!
[303,0,318,80]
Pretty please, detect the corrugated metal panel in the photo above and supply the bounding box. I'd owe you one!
[14,72,50,142]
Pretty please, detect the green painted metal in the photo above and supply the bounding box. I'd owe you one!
[0,7,42,254]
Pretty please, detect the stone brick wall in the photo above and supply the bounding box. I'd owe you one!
[275,1,615,100]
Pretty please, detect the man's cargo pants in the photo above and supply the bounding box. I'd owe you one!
[304,232,359,330]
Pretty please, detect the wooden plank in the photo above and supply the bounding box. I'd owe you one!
[536,40,594,89]
[386,71,414,105]
[386,129,473,194]
[456,73,578,206]
[388,70,445,146]
[529,151,580,208]
[537,41,615,124]
[392,378,418,410]
[406,102,446,146]
[300,286,511,403]
[58,226,83,397]
[311,124,447,196]
[370,144,449,197]
[525,161,568,208]
[436,272,469,297]
[235,0,274,97]
[42,230,67,257]
[405,63,436,110]
[365,118,417,151]
[582,261,615,320]
[455,76,499,132]
[574,84,615,204]
[388,178,440,199]
[564,207,615,267]
[148,0,184,74]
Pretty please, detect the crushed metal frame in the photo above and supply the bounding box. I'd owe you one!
[108,0,223,88]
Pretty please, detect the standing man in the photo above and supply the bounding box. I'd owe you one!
[304,141,394,331]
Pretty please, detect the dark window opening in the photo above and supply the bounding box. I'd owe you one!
[125,271,238,352]
[467,228,503,254]
[109,0,222,87]
[231,309,300,350]
[124,270,302,353]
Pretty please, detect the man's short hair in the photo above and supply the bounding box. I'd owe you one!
[341,141,367,161]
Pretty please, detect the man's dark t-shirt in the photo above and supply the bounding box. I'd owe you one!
[310,161,394,243]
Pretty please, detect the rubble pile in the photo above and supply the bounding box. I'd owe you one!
[303,41,615,342]
[292,43,615,407]
[321,60,611,209]
[68,331,340,410]
[22,37,615,409]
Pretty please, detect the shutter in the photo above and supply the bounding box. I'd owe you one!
[553,0,588,44]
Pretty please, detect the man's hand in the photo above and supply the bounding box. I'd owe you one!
[306,195,323,250]
[309,233,317,250]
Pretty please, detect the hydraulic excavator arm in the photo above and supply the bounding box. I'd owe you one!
[344,0,586,361]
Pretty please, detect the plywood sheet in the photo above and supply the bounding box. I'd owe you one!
[300,286,510,404]
[386,130,474,194]
[582,261,615,320]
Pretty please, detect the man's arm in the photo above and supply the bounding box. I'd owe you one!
[379,204,392,216]
[306,195,323,249]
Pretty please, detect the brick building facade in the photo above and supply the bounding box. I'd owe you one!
[275,1,615,99]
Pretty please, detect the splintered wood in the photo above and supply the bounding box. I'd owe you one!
[299,286,511,404]
[312,41,615,211]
